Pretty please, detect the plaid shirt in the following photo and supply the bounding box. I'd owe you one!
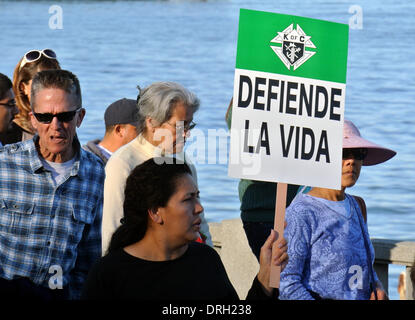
[0,136,105,299]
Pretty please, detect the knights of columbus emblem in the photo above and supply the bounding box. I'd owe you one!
[270,24,316,70]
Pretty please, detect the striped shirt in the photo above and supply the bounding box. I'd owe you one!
[0,136,105,299]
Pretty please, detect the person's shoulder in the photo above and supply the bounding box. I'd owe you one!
[93,249,129,271]
[106,138,145,170]
[188,242,221,260]
[79,148,106,182]
[82,139,99,153]
[285,193,322,220]
[81,143,105,166]
[81,148,104,167]
[0,139,34,160]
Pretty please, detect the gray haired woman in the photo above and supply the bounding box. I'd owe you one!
[101,82,211,254]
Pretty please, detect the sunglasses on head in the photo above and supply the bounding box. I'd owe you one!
[342,148,368,161]
[33,107,81,124]
[19,49,57,71]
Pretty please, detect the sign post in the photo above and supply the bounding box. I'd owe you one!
[228,9,349,289]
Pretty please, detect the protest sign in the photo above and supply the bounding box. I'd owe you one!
[229,9,349,190]
[228,9,349,288]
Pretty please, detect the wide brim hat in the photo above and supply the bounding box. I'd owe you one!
[343,120,396,166]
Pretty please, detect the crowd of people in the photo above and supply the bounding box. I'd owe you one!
[0,48,412,301]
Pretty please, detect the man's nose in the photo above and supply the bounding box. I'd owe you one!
[50,116,63,128]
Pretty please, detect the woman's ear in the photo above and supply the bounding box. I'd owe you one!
[145,117,157,133]
[148,208,163,225]
[20,80,32,98]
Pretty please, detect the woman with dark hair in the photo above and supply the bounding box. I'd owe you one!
[82,157,288,300]
[0,49,60,145]
[0,73,19,145]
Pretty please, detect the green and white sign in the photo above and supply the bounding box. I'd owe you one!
[228,9,349,189]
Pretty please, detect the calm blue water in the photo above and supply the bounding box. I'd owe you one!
[0,0,413,299]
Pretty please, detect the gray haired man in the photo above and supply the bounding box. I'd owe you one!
[0,69,104,300]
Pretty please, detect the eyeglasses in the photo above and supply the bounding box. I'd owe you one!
[165,120,196,132]
[0,100,17,109]
[19,49,57,71]
[33,107,81,124]
[342,148,368,161]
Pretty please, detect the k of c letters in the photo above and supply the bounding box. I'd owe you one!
[236,72,344,163]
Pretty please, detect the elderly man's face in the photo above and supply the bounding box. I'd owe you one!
[30,87,85,162]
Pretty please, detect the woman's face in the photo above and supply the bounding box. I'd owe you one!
[157,173,203,245]
[341,148,365,189]
[150,102,194,154]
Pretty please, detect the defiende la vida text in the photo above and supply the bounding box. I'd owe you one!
[236,75,344,163]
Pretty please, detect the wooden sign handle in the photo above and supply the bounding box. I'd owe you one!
[269,182,287,289]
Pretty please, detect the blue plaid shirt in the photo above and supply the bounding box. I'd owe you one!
[0,136,105,299]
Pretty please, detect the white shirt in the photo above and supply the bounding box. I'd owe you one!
[41,157,76,186]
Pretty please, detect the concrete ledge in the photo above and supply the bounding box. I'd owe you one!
[209,219,258,299]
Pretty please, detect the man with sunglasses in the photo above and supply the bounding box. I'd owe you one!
[0,69,105,300]
[0,73,19,146]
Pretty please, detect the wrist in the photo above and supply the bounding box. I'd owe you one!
[257,272,273,296]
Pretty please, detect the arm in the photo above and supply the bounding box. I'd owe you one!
[279,208,315,300]
[246,229,288,300]
[102,156,131,254]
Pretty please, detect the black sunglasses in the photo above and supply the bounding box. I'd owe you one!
[342,148,368,161]
[33,107,81,124]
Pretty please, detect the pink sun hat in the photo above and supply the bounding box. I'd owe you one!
[343,120,396,166]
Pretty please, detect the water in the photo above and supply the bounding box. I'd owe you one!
[0,0,413,300]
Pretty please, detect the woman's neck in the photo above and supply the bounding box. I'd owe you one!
[142,129,160,148]
[124,232,188,261]
[307,187,346,201]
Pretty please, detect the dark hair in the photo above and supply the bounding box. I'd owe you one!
[0,73,12,100]
[107,157,192,254]
[31,69,82,112]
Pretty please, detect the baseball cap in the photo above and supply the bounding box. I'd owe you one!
[104,98,139,126]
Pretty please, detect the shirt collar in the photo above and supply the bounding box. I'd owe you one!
[136,134,186,162]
